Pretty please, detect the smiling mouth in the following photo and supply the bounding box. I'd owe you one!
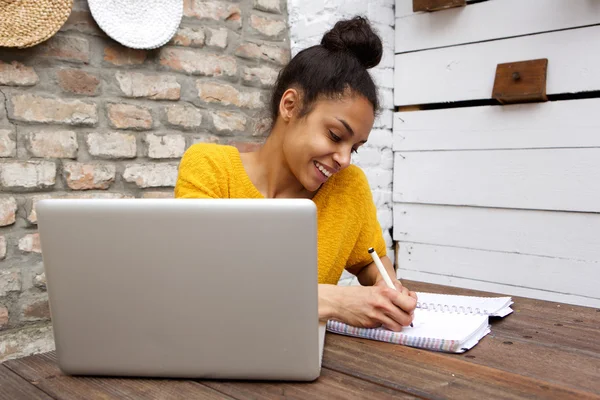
[314,161,332,179]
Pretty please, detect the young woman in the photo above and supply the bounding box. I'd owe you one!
[175,16,417,331]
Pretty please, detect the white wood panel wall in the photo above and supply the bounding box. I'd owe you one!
[392,2,600,307]
[395,0,600,53]
[394,25,600,106]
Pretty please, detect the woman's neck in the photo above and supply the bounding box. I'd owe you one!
[240,128,313,199]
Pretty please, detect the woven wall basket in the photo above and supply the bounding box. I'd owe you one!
[0,0,73,48]
[88,0,183,49]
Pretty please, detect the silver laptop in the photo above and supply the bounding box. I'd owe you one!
[36,198,325,381]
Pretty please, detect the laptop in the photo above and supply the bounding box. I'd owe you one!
[36,198,325,381]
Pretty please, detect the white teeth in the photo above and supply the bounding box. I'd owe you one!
[315,162,331,178]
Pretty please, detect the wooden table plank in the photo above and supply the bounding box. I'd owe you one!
[323,334,599,399]
[0,365,54,400]
[201,368,419,400]
[453,331,600,394]
[404,280,600,353]
[4,352,231,400]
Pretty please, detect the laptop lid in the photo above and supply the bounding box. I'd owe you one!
[36,198,323,381]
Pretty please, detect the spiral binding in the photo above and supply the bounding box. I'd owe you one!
[416,301,488,315]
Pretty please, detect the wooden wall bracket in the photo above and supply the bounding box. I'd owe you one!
[413,0,466,12]
[492,59,548,104]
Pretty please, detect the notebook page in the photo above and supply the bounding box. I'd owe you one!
[415,292,513,317]
[326,308,490,353]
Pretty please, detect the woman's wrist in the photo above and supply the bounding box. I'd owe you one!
[318,284,340,321]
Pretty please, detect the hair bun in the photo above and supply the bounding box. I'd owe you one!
[321,16,383,69]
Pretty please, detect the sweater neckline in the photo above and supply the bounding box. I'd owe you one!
[228,146,330,202]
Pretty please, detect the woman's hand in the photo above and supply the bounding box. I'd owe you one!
[319,284,417,331]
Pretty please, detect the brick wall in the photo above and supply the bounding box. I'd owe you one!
[0,0,290,362]
[286,0,396,285]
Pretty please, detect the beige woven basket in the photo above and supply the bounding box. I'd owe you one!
[0,0,73,48]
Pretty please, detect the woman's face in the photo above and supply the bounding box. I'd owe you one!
[281,92,374,192]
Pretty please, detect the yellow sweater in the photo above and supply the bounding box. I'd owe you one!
[174,143,386,285]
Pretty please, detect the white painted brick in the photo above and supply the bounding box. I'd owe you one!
[379,87,394,110]
[368,2,395,26]
[123,163,179,188]
[353,148,381,166]
[367,129,392,148]
[380,49,394,69]
[381,148,393,169]
[371,67,394,89]
[377,208,393,229]
[364,167,393,190]
[383,229,393,248]
[372,189,393,208]
[374,109,393,129]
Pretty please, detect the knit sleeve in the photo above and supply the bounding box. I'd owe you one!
[174,143,228,199]
[345,169,387,270]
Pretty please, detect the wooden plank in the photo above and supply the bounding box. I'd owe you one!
[394,25,600,106]
[393,98,600,151]
[393,148,600,212]
[3,352,229,400]
[392,203,600,262]
[0,365,54,400]
[396,243,600,307]
[202,368,419,399]
[412,0,465,13]
[322,334,599,399]
[396,0,479,18]
[396,0,600,53]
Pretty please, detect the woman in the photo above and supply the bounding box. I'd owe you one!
[175,16,416,331]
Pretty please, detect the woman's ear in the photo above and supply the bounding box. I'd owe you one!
[278,88,301,123]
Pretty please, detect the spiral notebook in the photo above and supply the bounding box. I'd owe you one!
[326,292,513,353]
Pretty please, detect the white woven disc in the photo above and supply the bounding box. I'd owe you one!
[88,0,183,49]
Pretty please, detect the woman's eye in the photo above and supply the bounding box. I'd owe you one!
[329,131,341,142]
[351,148,358,154]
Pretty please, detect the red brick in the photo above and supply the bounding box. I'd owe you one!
[0,197,17,227]
[19,233,41,254]
[196,81,263,109]
[145,134,186,159]
[10,94,97,126]
[34,273,46,291]
[61,10,104,36]
[27,193,132,224]
[57,69,100,95]
[165,104,203,130]
[36,34,90,63]
[249,14,286,38]
[0,305,8,329]
[87,132,137,159]
[242,65,279,88]
[104,45,147,66]
[159,48,237,78]
[107,103,153,130]
[0,129,16,157]
[22,296,50,321]
[0,161,56,190]
[63,162,116,190]
[0,236,6,260]
[184,0,242,29]
[0,270,21,296]
[253,0,281,14]
[0,61,38,86]
[123,163,179,188]
[26,131,78,159]
[211,111,247,133]
[205,27,228,49]
[116,71,180,100]
[235,41,289,65]
[141,191,175,199]
[170,27,206,48]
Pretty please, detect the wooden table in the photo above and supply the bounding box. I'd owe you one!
[1,281,599,399]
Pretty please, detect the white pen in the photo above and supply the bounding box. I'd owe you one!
[368,247,414,327]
